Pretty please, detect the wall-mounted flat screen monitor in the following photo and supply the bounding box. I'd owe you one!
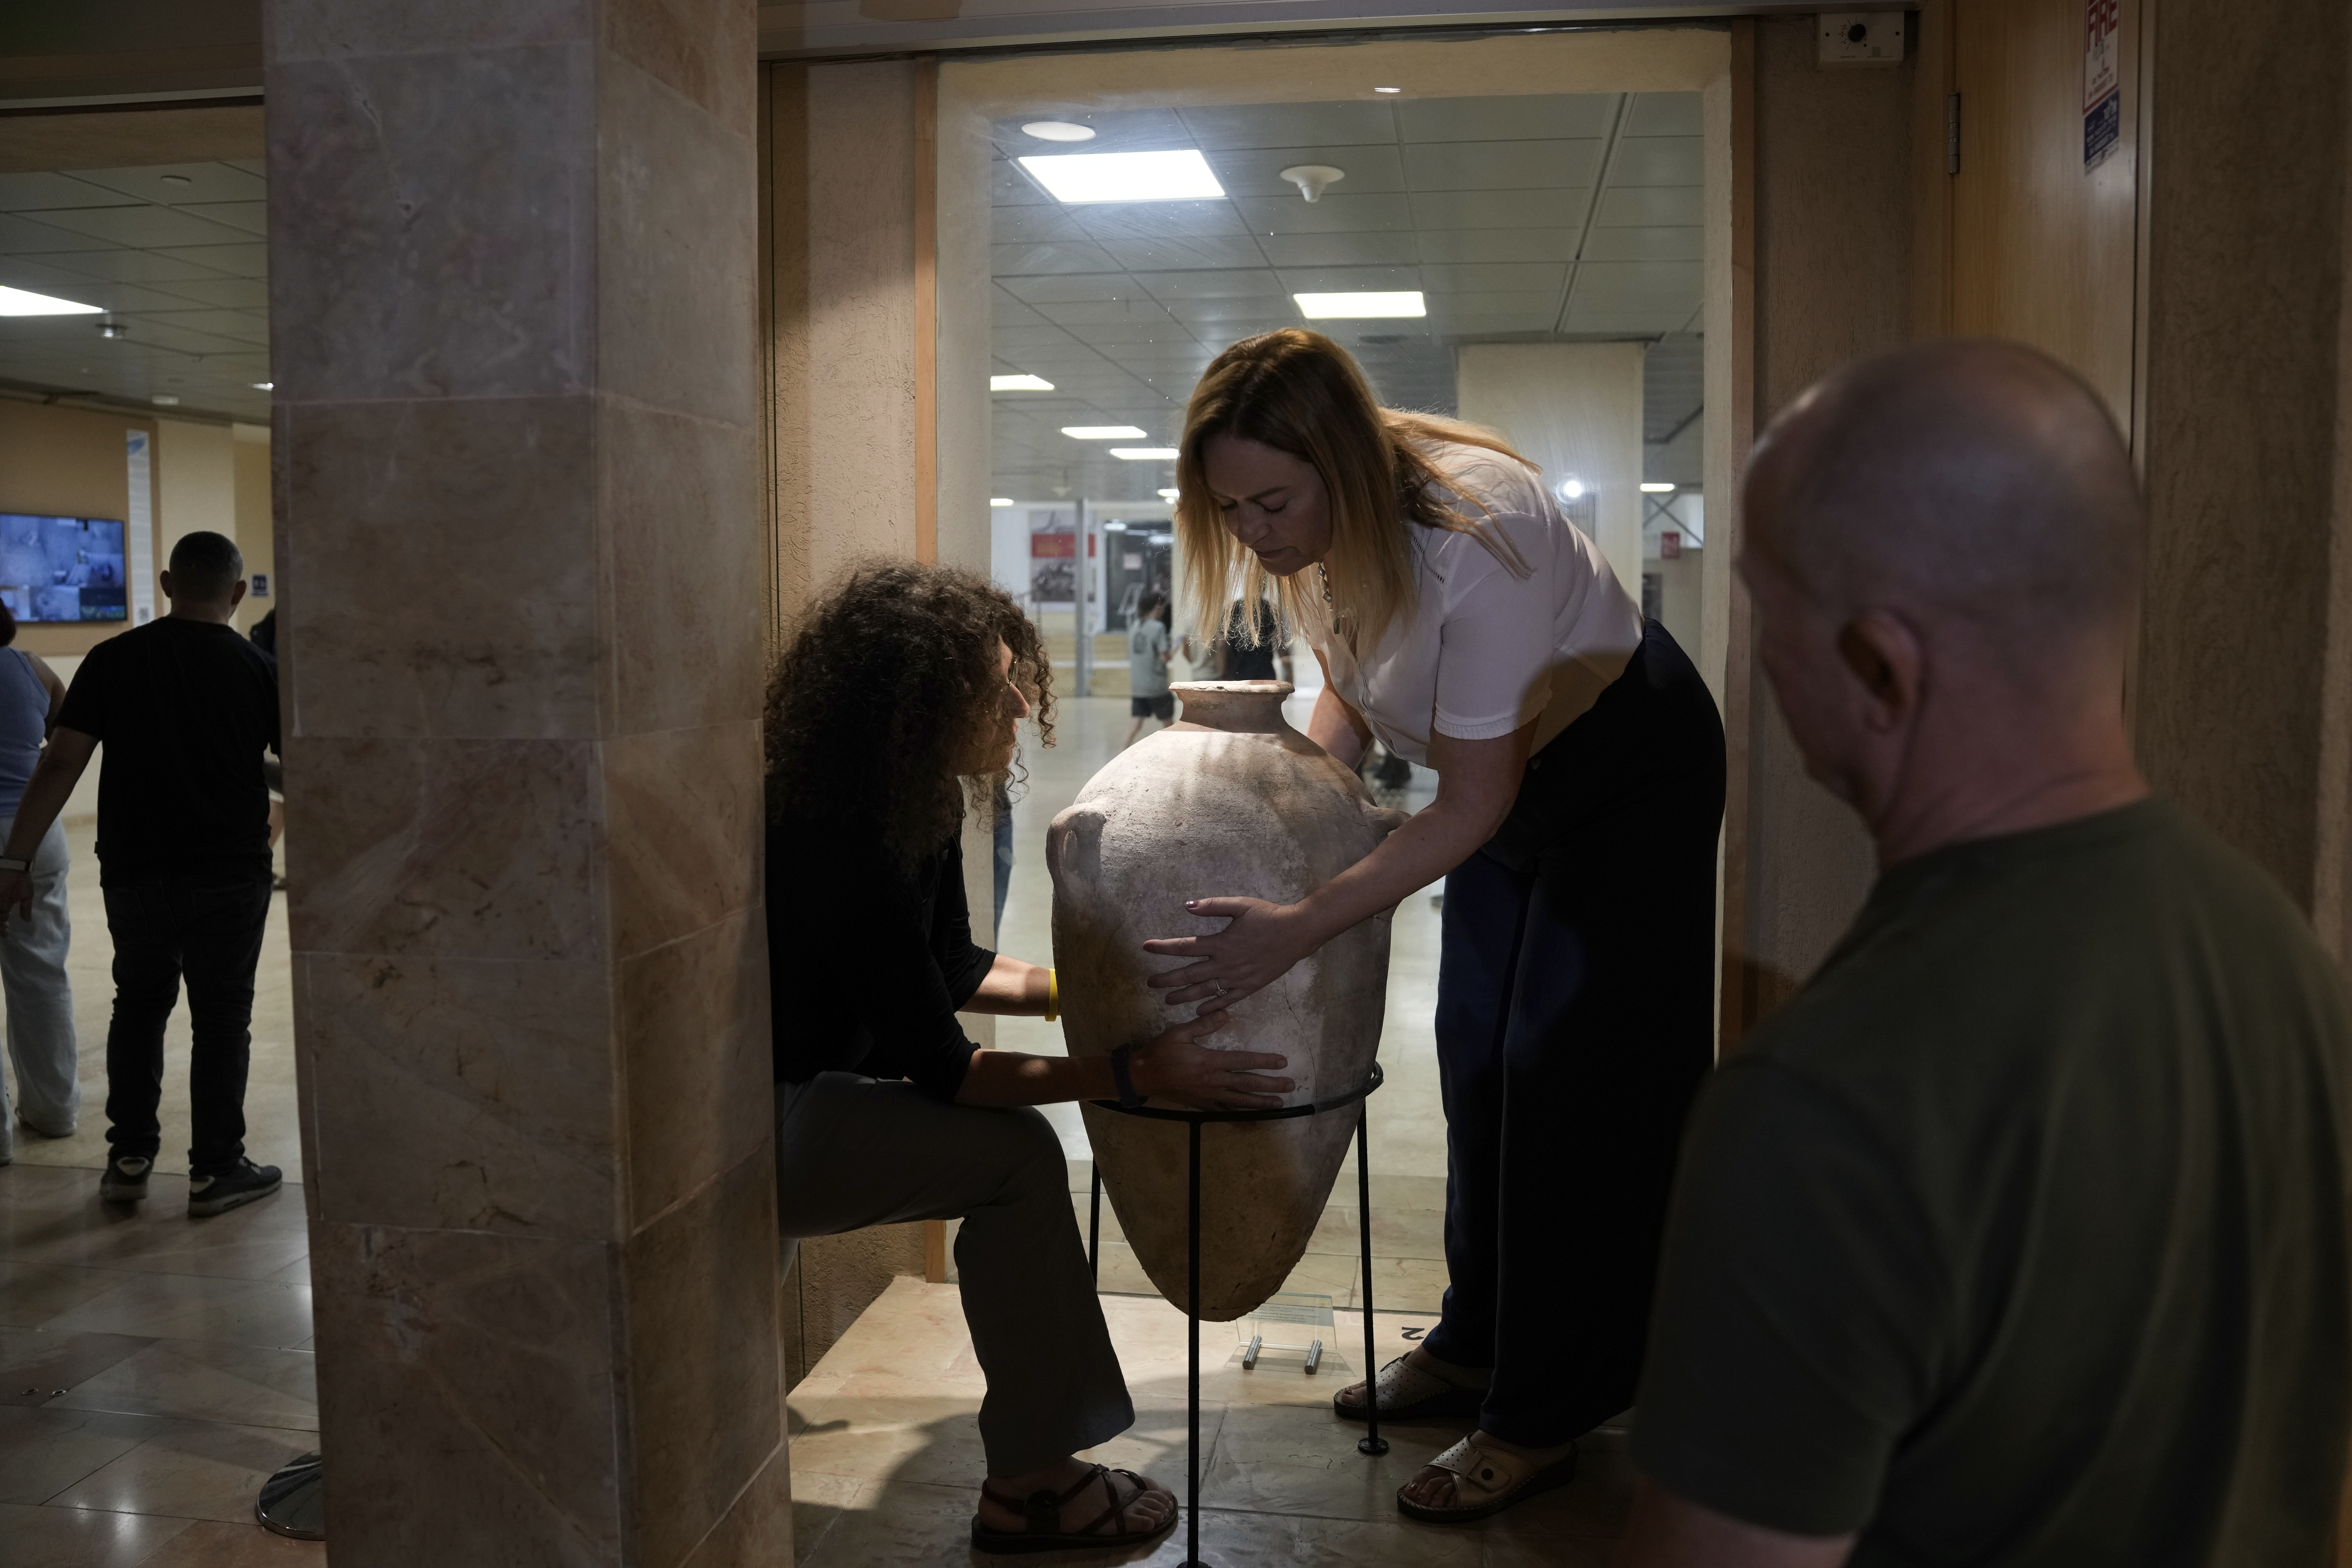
[0,514,128,624]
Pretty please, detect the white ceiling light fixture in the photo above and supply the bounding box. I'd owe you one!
[0,285,101,317]
[1640,482,1677,494]
[151,395,179,406]
[252,381,274,391]
[1020,150,1223,205]
[1023,121,1096,142]
[1063,425,1147,439]
[1294,291,1426,320]
[1559,477,1586,501]
[1278,164,1346,203]
[1373,86,1403,94]
[992,373,1055,391]
[1157,488,1180,500]
[1111,447,1180,461]
[990,497,1015,507]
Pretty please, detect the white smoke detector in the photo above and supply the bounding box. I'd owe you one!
[1278,164,1346,203]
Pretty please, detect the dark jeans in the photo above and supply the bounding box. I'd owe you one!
[1420,620,1727,1447]
[102,870,273,1175]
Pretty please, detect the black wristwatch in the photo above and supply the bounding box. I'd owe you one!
[1109,1044,1144,1108]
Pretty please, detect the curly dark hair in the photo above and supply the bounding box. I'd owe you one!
[763,561,1055,869]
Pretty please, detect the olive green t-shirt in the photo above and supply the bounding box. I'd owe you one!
[1634,799,2352,1566]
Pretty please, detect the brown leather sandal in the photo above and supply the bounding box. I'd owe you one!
[970,1462,1176,1555]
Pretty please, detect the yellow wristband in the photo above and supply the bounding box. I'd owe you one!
[1043,969,1059,1023]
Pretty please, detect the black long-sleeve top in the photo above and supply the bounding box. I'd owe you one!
[766,816,995,1102]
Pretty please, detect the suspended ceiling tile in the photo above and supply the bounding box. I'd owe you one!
[1404,139,1603,192]
[19,204,256,249]
[1572,260,1702,304]
[1058,318,1200,346]
[1561,311,1691,336]
[1414,227,1581,264]
[121,318,258,356]
[992,241,1122,276]
[1163,296,1295,325]
[1624,93,1703,138]
[1409,189,1590,231]
[1256,230,1420,269]
[143,308,270,346]
[991,300,1053,328]
[1032,298,1183,327]
[0,213,101,254]
[1421,261,1567,294]
[32,248,238,285]
[1097,235,1269,272]
[1179,100,1396,151]
[69,162,268,205]
[1593,186,1702,227]
[0,172,142,213]
[991,321,1084,348]
[1429,288,1563,316]
[999,271,1140,304]
[1436,311,1560,336]
[1131,268,1278,300]
[1232,193,1413,235]
[1074,202,1251,241]
[1275,262,1420,292]
[1204,145,1407,199]
[1396,94,1616,144]
[993,204,1089,245]
[1608,138,1703,188]
[170,200,268,237]
[1581,225,1704,263]
[991,161,1052,205]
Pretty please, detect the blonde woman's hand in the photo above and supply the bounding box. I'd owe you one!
[1141,897,1327,1014]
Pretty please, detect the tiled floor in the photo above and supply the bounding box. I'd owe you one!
[0,821,315,1568]
[790,1276,1629,1566]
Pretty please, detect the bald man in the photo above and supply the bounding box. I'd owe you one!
[1617,341,2351,1568]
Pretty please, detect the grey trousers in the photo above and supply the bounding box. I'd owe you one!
[774,1071,1133,1474]
[0,817,77,1156]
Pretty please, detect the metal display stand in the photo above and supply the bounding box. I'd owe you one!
[1086,1062,1387,1568]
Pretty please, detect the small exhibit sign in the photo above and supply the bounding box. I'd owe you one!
[2084,0,2122,170]
[250,572,271,598]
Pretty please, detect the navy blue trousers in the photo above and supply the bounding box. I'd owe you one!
[1420,620,1726,1447]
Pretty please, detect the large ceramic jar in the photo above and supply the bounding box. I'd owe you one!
[1048,680,1403,1320]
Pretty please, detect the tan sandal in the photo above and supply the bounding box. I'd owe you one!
[1395,1436,1578,1525]
[1334,1354,1488,1423]
[971,1463,1176,1555]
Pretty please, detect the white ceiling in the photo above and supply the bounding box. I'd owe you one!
[0,160,270,423]
[988,91,1706,502]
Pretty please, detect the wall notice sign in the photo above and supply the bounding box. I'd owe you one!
[2084,0,2121,169]
[251,572,270,599]
[124,430,155,625]
[1661,530,1683,561]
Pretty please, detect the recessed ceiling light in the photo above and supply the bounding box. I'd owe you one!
[0,285,101,317]
[1640,482,1677,494]
[1559,477,1586,501]
[992,374,1055,391]
[1294,291,1426,320]
[1063,425,1147,439]
[990,497,1015,507]
[1157,488,1180,500]
[1022,121,1095,142]
[151,395,180,406]
[1020,150,1224,205]
[1111,448,1180,461]
[252,381,273,391]
[1374,87,1402,94]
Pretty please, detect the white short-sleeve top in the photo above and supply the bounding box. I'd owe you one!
[1312,441,1644,769]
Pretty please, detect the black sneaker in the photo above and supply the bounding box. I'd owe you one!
[187,1158,281,1218]
[99,1154,152,1201]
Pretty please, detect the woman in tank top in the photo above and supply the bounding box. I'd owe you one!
[0,597,77,1165]
[1148,330,1726,1525]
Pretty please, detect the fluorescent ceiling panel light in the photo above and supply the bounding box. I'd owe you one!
[1063,425,1147,439]
[252,381,273,391]
[1019,150,1223,205]
[1111,448,1180,461]
[1158,488,1180,500]
[992,374,1055,391]
[990,497,1015,507]
[1640,482,1677,493]
[1293,291,1426,320]
[1373,86,1403,94]
[0,285,101,316]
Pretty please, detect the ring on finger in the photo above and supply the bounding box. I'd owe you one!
[1212,980,1227,996]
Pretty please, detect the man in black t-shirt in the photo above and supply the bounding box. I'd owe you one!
[1616,344,2350,1567]
[0,531,284,1217]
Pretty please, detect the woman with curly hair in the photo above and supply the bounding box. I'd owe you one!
[1149,331,1725,1525]
[764,561,1289,1554]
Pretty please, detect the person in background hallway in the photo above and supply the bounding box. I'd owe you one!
[0,598,76,1165]
[247,607,276,656]
[1157,329,1725,1524]
[765,562,1298,1554]
[1617,341,2352,1568]
[1122,590,1175,748]
[1213,595,1291,684]
[0,532,284,1216]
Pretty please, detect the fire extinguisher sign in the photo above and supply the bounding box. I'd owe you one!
[2083,0,2122,170]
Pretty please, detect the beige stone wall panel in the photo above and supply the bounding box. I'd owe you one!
[619,907,774,1229]
[604,721,765,958]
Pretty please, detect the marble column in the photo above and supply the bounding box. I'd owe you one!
[267,4,784,1565]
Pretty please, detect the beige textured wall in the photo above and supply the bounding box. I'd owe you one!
[231,423,272,634]
[2133,0,2352,968]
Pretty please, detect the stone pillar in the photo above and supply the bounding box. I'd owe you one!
[1456,342,1646,593]
[268,5,785,1565]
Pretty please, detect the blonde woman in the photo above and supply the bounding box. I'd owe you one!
[1144,330,1725,1525]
